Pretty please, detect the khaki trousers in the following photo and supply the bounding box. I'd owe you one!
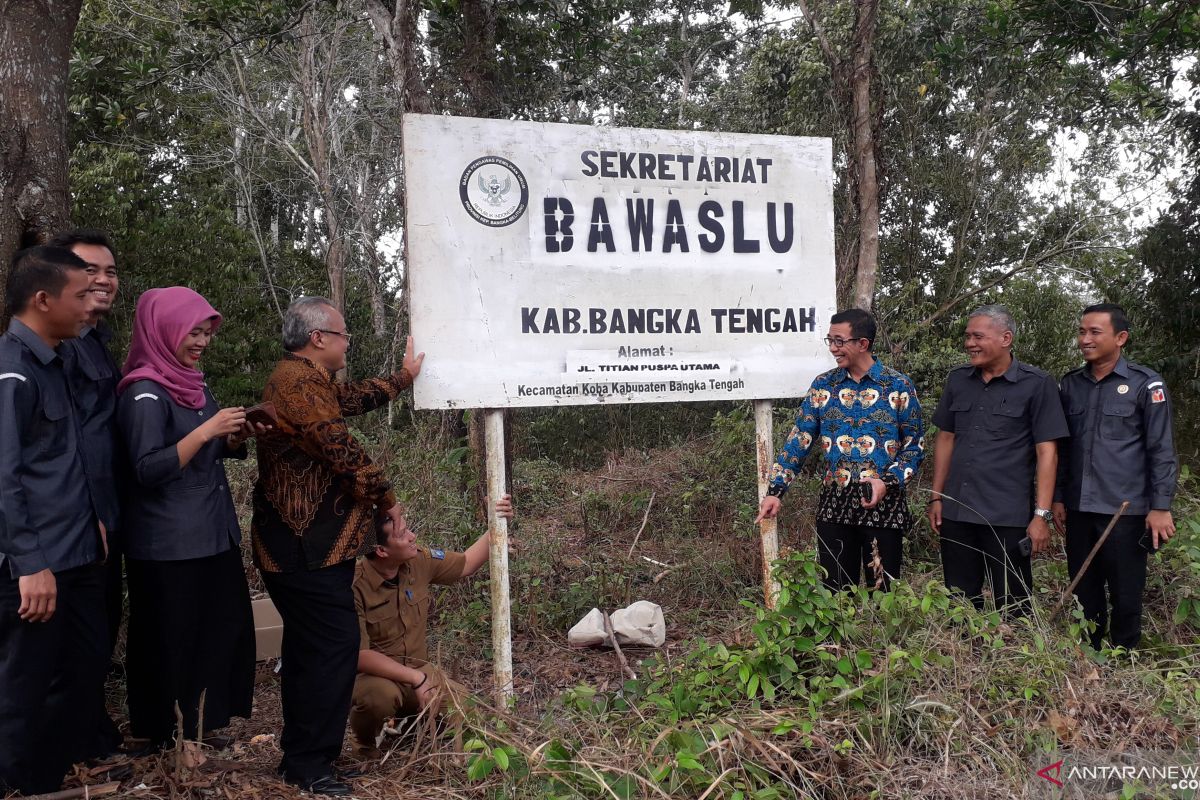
[349,664,466,749]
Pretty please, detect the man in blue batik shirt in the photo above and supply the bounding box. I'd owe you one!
[756,309,925,591]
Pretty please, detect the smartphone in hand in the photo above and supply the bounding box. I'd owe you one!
[245,402,278,428]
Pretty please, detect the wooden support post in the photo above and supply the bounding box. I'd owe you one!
[753,400,781,609]
[484,409,514,702]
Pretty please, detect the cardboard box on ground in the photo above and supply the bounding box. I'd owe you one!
[251,597,283,661]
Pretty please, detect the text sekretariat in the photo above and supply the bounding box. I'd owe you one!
[539,149,798,256]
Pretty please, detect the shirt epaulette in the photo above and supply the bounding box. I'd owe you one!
[1062,365,1088,379]
[1126,362,1161,381]
[1015,361,1051,378]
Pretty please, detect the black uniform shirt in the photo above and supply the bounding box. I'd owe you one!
[1057,357,1176,515]
[117,378,245,561]
[63,323,122,531]
[0,319,101,577]
[932,357,1069,527]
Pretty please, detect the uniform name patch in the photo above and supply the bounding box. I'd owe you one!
[1151,388,1166,404]
[430,548,446,560]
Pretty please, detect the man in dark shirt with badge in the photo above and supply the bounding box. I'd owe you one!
[51,228,125,758]
[0,246,107,796]
[928,305,1069,614]
[1052,303,1176,649]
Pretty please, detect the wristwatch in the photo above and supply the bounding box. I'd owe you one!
[1033,507,1053,523]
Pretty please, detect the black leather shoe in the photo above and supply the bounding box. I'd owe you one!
[285,774,352,796]
[335,765,366,780]
[201,734,234,750]
[121,740,167,758]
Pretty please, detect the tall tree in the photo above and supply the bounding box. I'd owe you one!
[0,0,84,305]
[787,0,881,310]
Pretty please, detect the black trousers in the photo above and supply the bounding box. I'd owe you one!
[104,543,124,659]
[0,563,109,795]
[815,521,903,592]
[940,519,1032,615]
[89,545,125,758]
[262,560,358,782]
[1065,511,1147,649]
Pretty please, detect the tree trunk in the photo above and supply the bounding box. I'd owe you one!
[365,257,387,338]
[365,0,432,115]
[325,234,347,316]
[0,0,82,309]
[461,0,499,116]
[794,0,882,313]
[296,12,346,318]
[850,0,880,311]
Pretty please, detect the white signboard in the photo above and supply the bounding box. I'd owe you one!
[404,114,836,409]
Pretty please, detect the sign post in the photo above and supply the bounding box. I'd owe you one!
[753,399,781,609]
[403,114,836,698]
[483,409,513,702]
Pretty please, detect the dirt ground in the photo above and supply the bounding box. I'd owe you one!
[61,609,711,799]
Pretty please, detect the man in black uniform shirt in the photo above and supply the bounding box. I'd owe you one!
[928,305,1069,614]
[1053,303,1176,649]
[52,228,125,757]
[0,247,107,795]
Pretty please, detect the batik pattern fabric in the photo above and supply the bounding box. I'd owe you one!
[768,360,925,530]
[251,354,412,573]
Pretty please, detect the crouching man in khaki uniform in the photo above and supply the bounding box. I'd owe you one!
[350,495,513,759]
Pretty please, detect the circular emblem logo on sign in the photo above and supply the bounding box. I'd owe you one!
[459,156,528,227]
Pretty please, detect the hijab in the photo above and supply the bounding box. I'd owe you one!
[118,287,222,409]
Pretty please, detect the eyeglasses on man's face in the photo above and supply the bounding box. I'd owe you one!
[823,336,865,348]
[314,329,353,343]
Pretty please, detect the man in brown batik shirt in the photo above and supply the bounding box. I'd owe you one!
[252,296,423,796]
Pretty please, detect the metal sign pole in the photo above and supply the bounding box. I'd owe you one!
[753,399,782,609]
[484,409,514,702]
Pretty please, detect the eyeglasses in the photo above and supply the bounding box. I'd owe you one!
[313,329,353,343]
[823,336,866,348]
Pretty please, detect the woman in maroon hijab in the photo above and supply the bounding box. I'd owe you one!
[116,287,260,750]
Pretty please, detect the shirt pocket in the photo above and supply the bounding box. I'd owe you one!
[1065,402,1087,437]
[986,401,1026,438]
[404,586,430,630]
[33,394,71,457]
[1100,399,1138,440]
[363,601,394,642]
[78,349,115,383]
[949,398,973,432]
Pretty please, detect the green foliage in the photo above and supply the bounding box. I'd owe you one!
[512,401,737,468]
[465,735,524,782]
[1150,467,1200,635]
